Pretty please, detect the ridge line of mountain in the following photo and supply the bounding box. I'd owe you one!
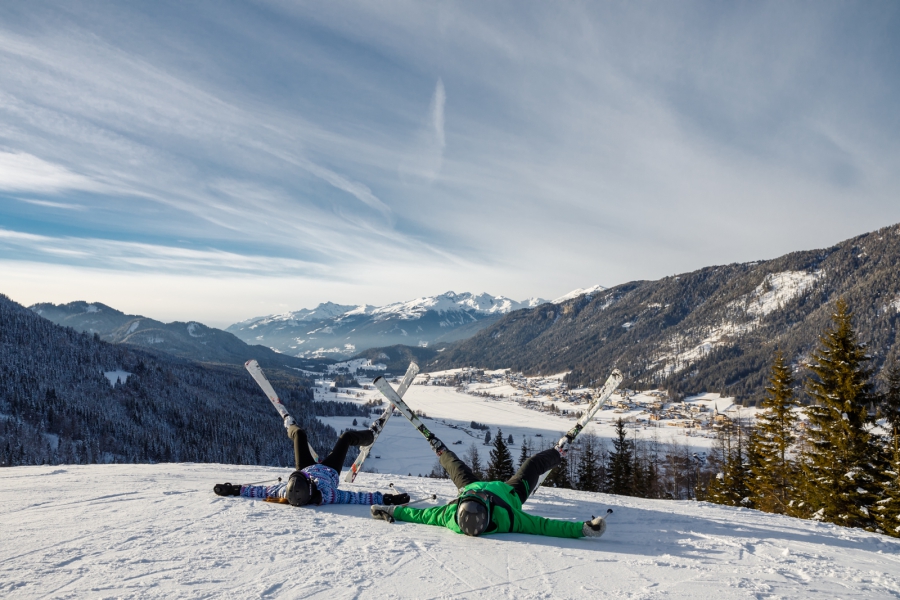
[364,223,900,403]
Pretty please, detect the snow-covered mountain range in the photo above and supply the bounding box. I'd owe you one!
[227,290,595,360]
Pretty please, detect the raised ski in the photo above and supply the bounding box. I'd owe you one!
[345,362,419,483]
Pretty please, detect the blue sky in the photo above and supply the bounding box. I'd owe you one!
[1,1,899,326]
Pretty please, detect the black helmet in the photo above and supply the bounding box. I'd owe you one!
[455,492,490,536]
[286,470,312,506]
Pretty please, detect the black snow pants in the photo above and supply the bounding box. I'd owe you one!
[439,448,561,503]
[288,425,374,474]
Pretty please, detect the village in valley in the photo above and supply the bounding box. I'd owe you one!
[306,358,771,469]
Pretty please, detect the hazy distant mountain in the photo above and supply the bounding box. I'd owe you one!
[422,224,900,403]
[227,291,550,359]
[29,301,328,371]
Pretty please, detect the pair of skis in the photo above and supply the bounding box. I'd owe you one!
[244,359,421,481]
[372,366,624,493]
[344,362,419,483]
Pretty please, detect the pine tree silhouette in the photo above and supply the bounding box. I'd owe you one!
[464,443,485,481]
[576,433,602,492]
[518,436,532,469]
[487,428,515,481]
[606,419,633,495]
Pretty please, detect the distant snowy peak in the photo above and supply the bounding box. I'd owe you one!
[238,292,549,328]
[243,301,357,327]
[360,291,547,321]
[552,284,606,304]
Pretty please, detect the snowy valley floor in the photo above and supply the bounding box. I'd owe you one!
[2,464,899,599]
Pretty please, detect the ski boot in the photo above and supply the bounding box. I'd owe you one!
[213,482,242,496]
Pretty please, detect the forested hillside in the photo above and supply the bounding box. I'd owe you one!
[1,295,364,466]
[428,224,900,401]
[29,301,332,372]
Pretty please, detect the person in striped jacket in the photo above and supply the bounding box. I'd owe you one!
[215,418,408,507]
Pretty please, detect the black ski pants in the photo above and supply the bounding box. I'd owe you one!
[439,448,561,504]
[288,425,374,473]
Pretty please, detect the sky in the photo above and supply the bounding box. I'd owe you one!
[1,1,899,327]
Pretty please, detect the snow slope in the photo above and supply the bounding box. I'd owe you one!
[2,464,898,599]
[552,284,606,304]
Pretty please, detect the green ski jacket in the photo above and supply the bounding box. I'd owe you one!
[393,480,584,538]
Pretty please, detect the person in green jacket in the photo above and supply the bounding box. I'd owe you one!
[371,444,607,539]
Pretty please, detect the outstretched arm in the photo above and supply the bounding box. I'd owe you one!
[327,489,385,505]
[513,510,585,539]
[392,504,456,527]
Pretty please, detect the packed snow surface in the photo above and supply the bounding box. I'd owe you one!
[2,464,898,599]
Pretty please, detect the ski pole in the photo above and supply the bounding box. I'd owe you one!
[404,494,438,506]
[389,482,406,494]
[595,508,614,521]
[247,477,282,486]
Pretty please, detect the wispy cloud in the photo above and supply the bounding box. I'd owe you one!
[0,228,326,277]
[0,151,100,193]
[17,198,86,211]
[399,78,446,185]
[1,1,898,322]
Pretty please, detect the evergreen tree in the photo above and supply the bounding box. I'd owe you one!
[800,298,879,528]
[638,434,663,499]
[508,433,514,445]
[707,421,751,506]
[576,433,603,492]
[875,436,900,537]
[881,360,900,435]
[630,436,651,498]
[518,436,532,469]
[429,457,448,478]
[747,351,800,514]
[463,443,485,481]
[606,419,633,495]
[484,430,491,445]
[487,428,515,481]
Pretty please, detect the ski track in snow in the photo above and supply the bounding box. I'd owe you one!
[2,464,899,599]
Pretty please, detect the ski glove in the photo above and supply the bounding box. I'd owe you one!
[382,493,410,506]
[582,515,606,538]
[371,505,396,523]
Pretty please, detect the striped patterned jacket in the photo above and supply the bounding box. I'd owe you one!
[240,464,384,505]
